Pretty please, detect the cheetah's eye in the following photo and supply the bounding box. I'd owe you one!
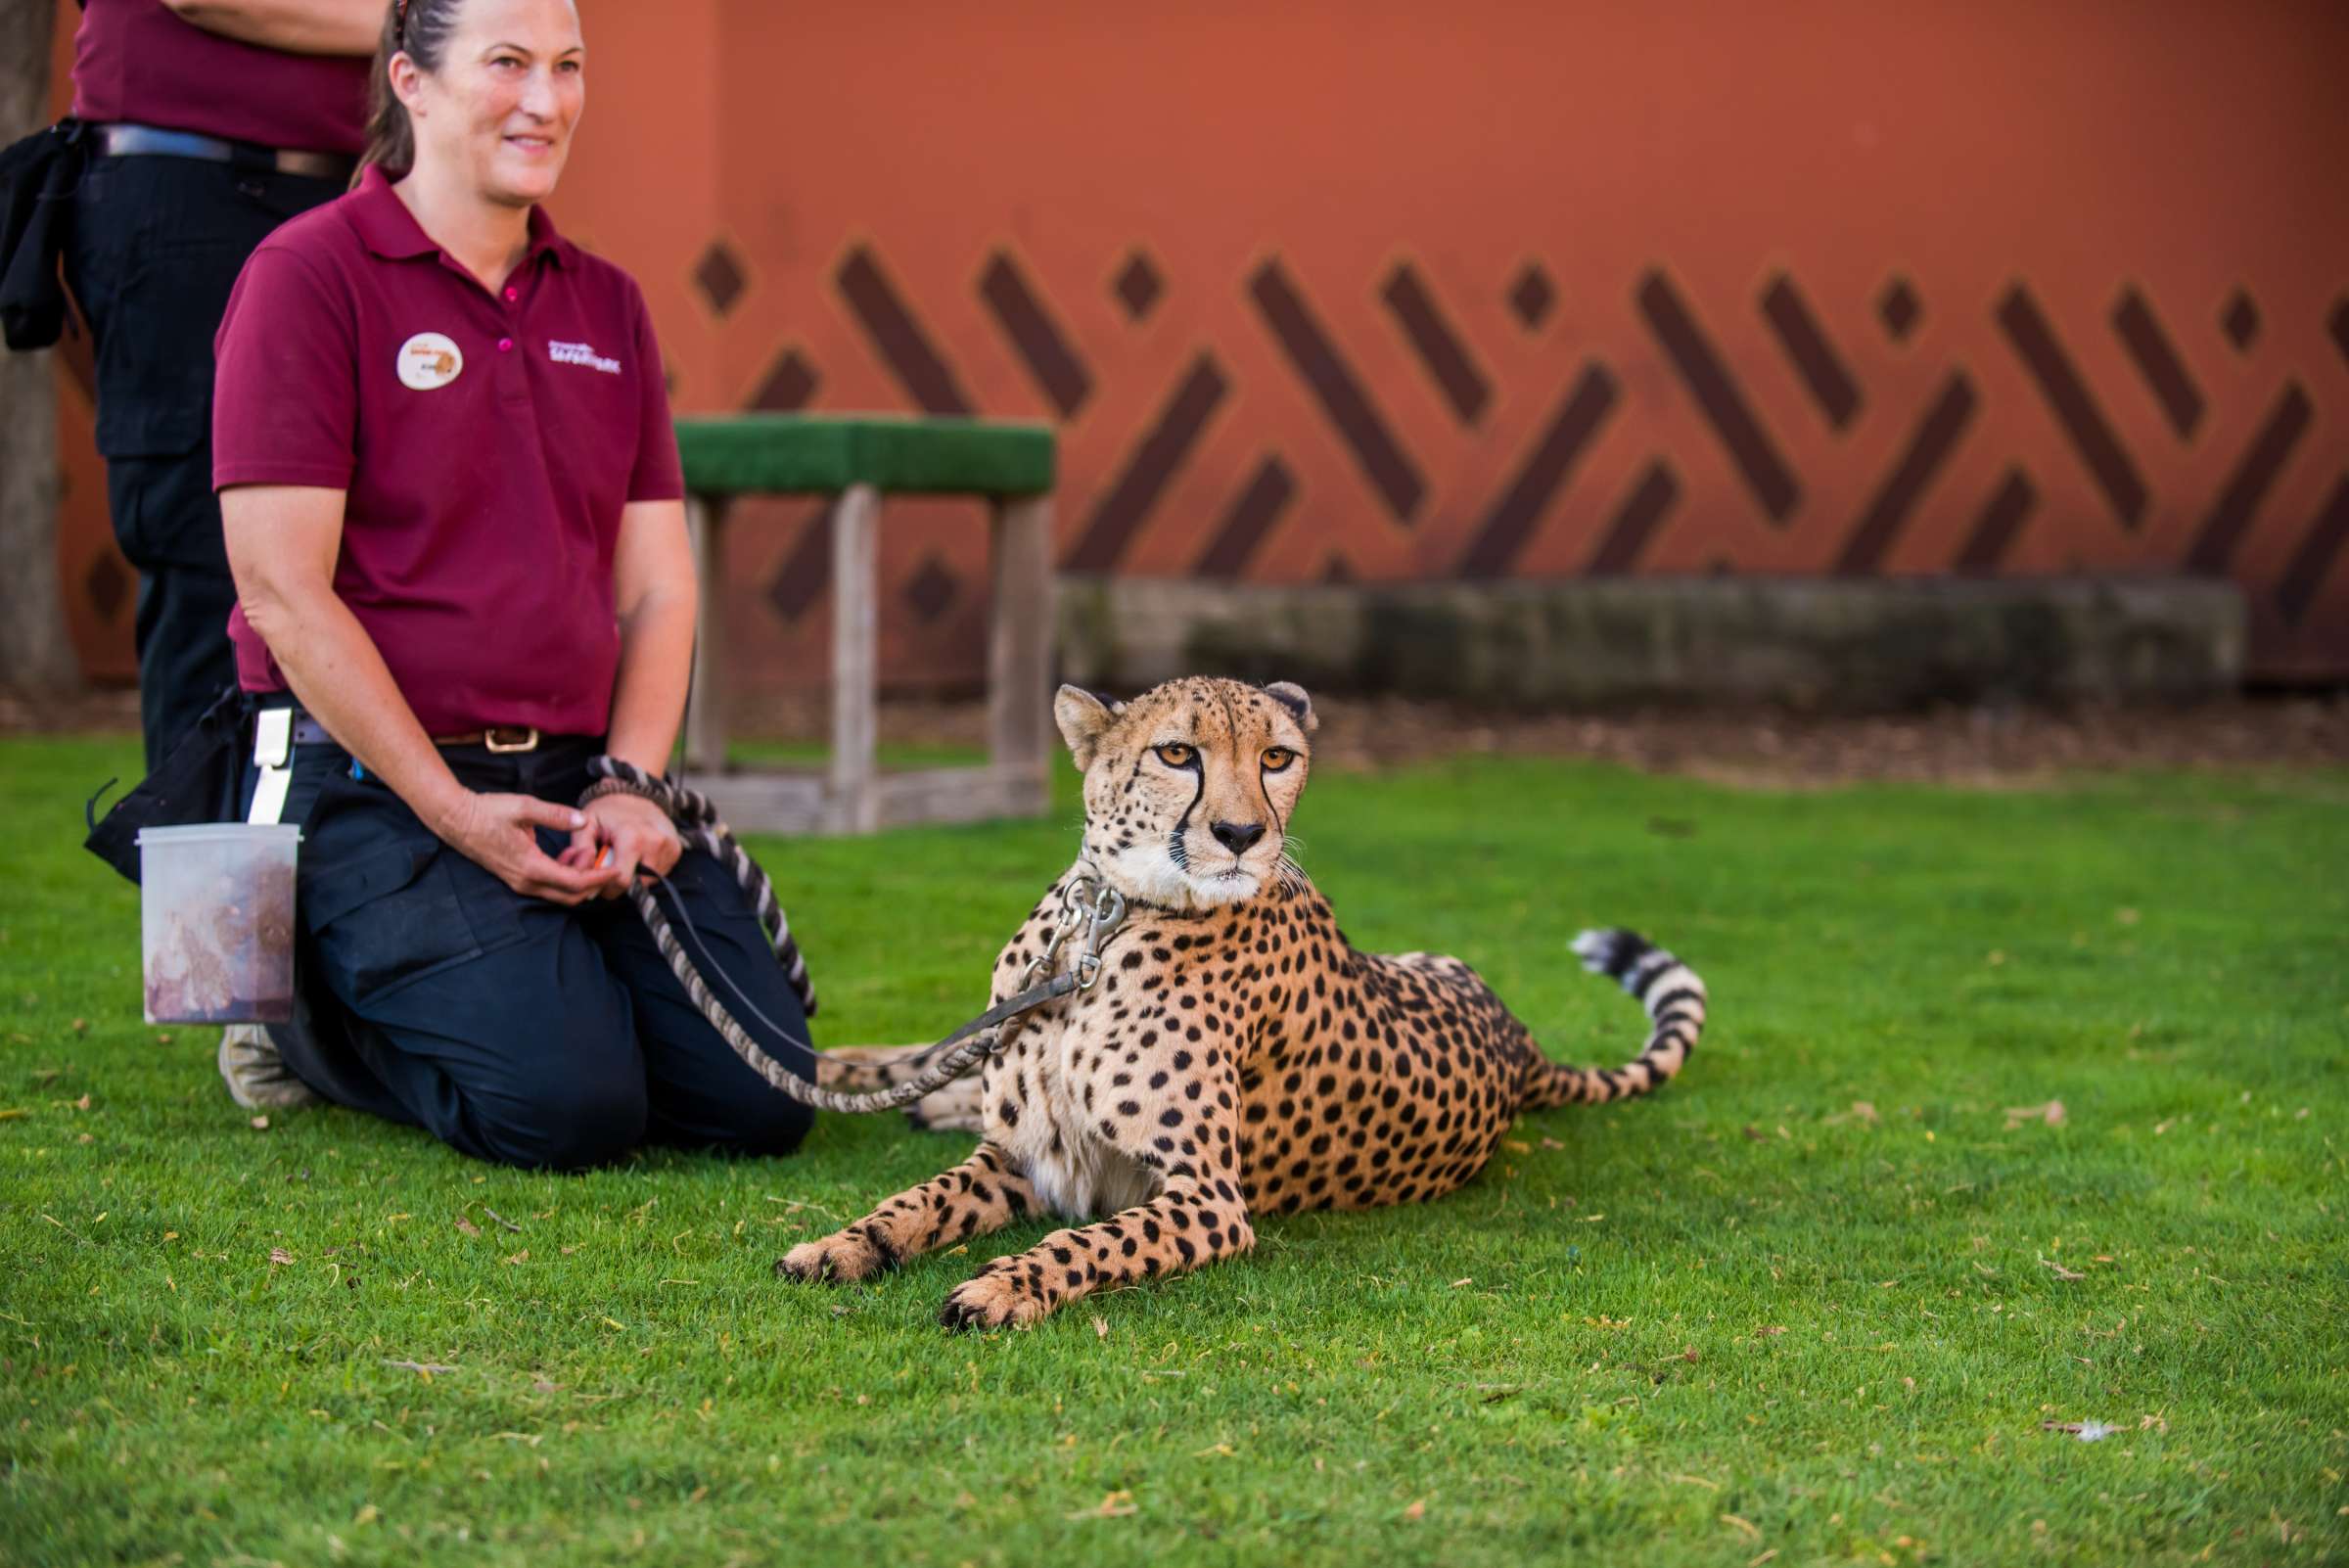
[1262,746,1296,772]
[1153,743,1196,768]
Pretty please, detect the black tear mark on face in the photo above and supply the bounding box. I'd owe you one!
[1167,745,1205,872]
[1257,763,1283,836]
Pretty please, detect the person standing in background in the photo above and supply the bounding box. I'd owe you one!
[65,0,378,768]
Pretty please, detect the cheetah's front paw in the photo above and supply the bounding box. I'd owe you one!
[775,1225,897,1284]
[938,1266,1051,1331]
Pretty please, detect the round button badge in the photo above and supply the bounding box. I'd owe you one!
[396,332,465,391]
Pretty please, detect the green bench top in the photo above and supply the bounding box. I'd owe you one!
[674,414,1055,497]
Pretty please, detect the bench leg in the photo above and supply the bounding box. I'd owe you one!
[988,494,1055,802]
[831,483,882,833]
[684,493,731,774]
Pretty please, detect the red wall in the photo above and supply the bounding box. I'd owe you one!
[52,0,2349,697]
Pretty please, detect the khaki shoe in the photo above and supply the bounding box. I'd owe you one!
[218,1024,323,1110]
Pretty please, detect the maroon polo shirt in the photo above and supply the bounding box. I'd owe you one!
[212,167,684,738]
[72,0,369,156]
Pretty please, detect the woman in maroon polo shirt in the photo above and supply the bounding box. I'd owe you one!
[207,0,817,1169]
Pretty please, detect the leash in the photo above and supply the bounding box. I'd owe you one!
[583,758,816,1016]
[583,757,1125,1115]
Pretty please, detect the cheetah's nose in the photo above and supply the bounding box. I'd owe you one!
[1211,820,1266,854]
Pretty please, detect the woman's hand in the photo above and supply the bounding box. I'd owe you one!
[438,792,615,905]
[562,793,685,899]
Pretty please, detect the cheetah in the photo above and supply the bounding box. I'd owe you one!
[781,677,1707,1329]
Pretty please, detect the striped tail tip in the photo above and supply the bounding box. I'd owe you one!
[1532,928,1707,1107]
[1571,926,1653,986]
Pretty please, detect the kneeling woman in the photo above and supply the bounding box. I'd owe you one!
[213,0,813,1168]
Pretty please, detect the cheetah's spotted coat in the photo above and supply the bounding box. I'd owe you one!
[783,678,1707,1329]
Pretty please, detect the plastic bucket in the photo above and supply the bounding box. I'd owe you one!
[136,824,302,1025]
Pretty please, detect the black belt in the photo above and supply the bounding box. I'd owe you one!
[281,712,549,754]
[94,122,355,182]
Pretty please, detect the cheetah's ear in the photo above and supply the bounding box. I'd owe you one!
[1054,684,1123,771]
[1263,681,1318,734]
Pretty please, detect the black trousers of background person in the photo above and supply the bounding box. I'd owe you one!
[65,153,345,769]
[249,734,817,1170]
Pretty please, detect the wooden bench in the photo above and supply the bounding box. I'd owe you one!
[672,413,1057,834]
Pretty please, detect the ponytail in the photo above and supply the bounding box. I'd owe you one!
[354,0,464,187]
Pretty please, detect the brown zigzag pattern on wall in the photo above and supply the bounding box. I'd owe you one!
[836,246,972,415]
[718,238,2345,680]
[981,252,1092,419]
[1997,284,2146,530]
[1382,262,1490,427]
[902,554,959,623]
[1066,355,1228,572]
[1955,469,2037,573]
[693,240,747,317]
[2111,288,2202,439]
[1838,373,1979,575]
[1877,277,1921,343]
[1761,274,1861,432]
[2222,292,2261,352]
[1457,364,1618,576]
[764,504,835,623]
[1114,253,1163,321]
[2277,476,2349,626]
[753,348,819,412]
[1587,462,1679,576]
[1508,263,1555,331]
[1196,457,1299,579]
[2187,384,2312,575]
[1251,259,1426,523]
[1639,270,1801,524]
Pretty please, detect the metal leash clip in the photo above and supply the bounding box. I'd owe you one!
[1075,884,1127,992]
[1018,874,1128,992]
[1020,875,1097,991]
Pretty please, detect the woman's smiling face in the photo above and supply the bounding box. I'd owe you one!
[397,0,584,207]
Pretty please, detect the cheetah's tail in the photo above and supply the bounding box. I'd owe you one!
[1522,929,1707,1108]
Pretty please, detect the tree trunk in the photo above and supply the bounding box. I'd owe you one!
[0,0,82,700]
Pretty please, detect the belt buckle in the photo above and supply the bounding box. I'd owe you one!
[483,725,540,754]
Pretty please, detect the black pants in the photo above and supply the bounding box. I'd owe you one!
[65,154,344,769]
[254,737,817,1170]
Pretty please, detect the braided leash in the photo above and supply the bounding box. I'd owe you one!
[586,758,815,1015]
[581,757,1120,1115]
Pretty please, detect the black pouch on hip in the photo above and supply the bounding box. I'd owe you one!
[0,119,88,351]
[83,684,253,885]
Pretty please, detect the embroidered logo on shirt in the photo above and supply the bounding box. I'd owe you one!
[547,340,622,375]
[396,332,464,391]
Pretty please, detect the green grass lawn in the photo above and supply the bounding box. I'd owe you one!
[3,735,2345,1567]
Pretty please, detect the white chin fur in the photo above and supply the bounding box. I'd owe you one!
[1099,846,1264,910]
[1186,867,1264,907]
